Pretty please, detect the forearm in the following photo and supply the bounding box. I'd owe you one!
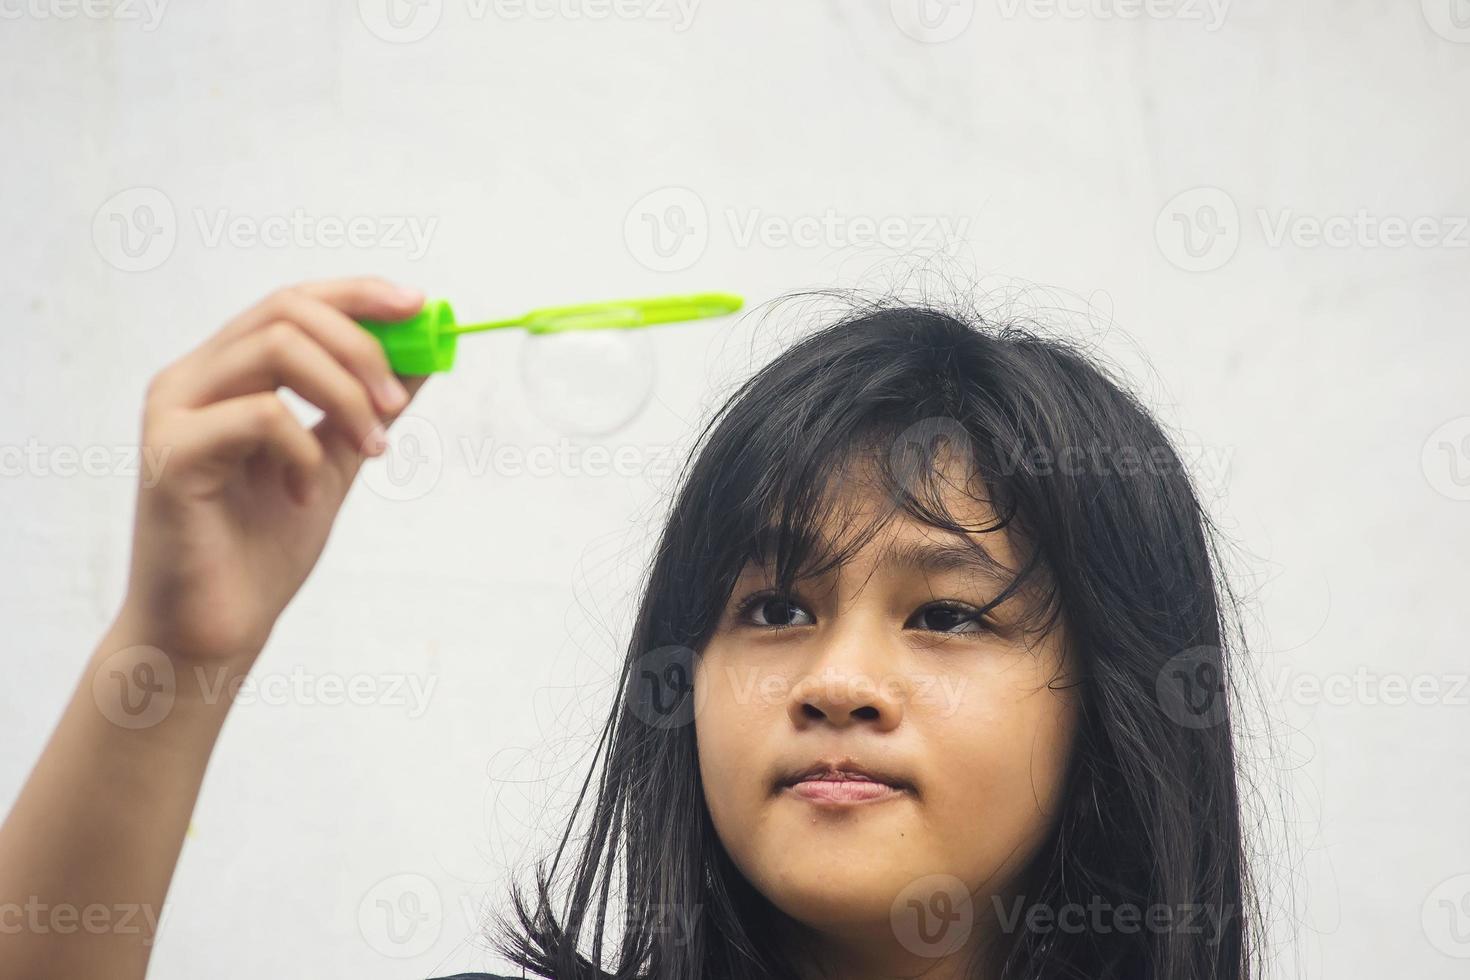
[0,277,426,980]
[0,608,249,980]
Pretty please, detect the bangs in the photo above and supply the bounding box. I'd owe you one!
[698,407,1065,645]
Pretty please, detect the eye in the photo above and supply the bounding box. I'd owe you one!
[908,602,990,635]
[733,590,814,629]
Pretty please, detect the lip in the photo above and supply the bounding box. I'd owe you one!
[777,756,914,806]
[784,779,907,805]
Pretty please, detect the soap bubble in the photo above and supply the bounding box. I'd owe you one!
[517,329,657,436]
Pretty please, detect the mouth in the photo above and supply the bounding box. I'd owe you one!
[776,757,915,806]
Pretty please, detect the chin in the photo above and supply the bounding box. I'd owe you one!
[753,841,920,931]
[764,876,899,932]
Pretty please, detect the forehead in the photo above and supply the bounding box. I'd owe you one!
[742,444,1021,582]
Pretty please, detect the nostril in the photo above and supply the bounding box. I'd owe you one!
[798,702,883,722]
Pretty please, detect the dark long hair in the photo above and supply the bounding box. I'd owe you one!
[489,291,1262,980]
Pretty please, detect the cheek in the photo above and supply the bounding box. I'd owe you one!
[692,642,1079,906]
[692,650,777,838]
[919,663,1077,876]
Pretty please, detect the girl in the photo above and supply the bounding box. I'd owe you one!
[0,277,1259,980]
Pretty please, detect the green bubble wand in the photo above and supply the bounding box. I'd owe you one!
[358,292,744,374]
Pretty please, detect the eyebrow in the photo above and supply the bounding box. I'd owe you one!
[746,525,1009,583]
[882,538,1007,579]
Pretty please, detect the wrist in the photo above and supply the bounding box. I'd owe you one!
[109,595,269,667]
[91,607,262,727]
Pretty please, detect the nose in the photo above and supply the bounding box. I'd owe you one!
[786,610,907,732]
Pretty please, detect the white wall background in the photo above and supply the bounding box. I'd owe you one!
[2,1,1468,977]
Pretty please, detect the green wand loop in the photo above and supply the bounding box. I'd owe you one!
[357,292,744,374]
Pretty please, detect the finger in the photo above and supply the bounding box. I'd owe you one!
[166,392,325,504]
[213,279,425,348]
[396,374,431,412]
[179,321,388,459]
[295,277,426,321]
[144,279,429,424]
[315,372,432,478]
[233,289,410,416]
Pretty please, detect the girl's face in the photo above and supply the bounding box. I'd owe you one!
[694,457,1080,976]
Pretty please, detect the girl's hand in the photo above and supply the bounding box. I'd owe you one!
[0,277,433,980]
[119,277,429,668]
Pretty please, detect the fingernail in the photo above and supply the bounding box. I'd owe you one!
[395,285,424,307]
[366,424,388,456]
[377,377,409,413]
